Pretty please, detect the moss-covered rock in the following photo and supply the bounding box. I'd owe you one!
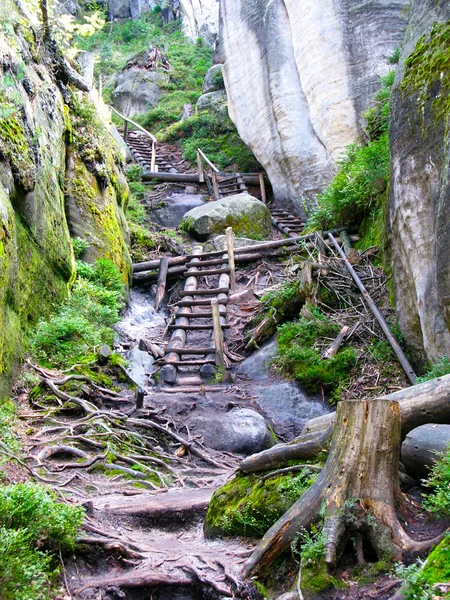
[204,469,318,539]
[181,193,271,241]
[421,535,450,589]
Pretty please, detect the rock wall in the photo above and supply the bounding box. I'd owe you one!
[388,0,450,363]
[0,0,131,395]
[178,0,219,45]
[220,0,408,213]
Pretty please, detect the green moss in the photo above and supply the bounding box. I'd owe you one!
[0,115,35,191]
[421,536,450,588]
[204,470,318,538]
[402,22,450,126]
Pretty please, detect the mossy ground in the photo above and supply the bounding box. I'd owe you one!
[204,469,318,538]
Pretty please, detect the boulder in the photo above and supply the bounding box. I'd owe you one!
[202,64,224,94]
[193,408,275,455]
[203,234,264,252]
[401,423,450,481]
[196,89,227,116]
[112,69,163,117]
[126,345,155,388]
[149,192,206,228]
[236,339,278,380]
[180,193,271,241]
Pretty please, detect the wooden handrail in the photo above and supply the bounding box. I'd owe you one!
[197,148,220,173]
[109,105,157,143]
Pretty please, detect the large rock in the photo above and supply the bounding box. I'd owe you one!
[112,69,163,117]
[149,192,206,228]
[193,408,275,455]
[202,64,224,94]
[196,89,227,116]
[388,0,450,362]
[179,0,219,45]
[180,193,271,241]
[220,0,408,214]
[401,424,450,480]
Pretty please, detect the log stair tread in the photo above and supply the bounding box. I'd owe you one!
[183,267,230,277]
[180,288,229,296]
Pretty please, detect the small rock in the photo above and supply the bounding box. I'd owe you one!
[185,185,197,194]
[97,344,111,365]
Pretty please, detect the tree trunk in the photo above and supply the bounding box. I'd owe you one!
[243,399,445,578]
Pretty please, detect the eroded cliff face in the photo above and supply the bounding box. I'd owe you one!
[220,0,408,213]
[388,0,450,363]
[178,0,219,45]
[0,0,131,394]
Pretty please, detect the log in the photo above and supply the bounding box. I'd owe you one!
[226,227,236,292]
[183,267,230,278]
[401,424,450,480]
[247,374,450,474]
[212,299,225,369]
[143,171,200,183]
[176,298,228,307]
[243,399,445,578]
[154,256,169,312]
[328,233,417,385]
[322,326,349,359]
[259,173,267,204]
[168,324,230,330]
[166,347,214,355]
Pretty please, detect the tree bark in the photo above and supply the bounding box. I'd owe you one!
[243,399,445,579]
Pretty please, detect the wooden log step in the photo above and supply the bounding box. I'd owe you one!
[159,359,216,366]
[180,287,229,296]
[182,312,214,318]
[185,258,229,268]
[218,174,242,183]
[218,182,241,190]
[160,386,227,393]
[183,268,230,278]
[168,324,230,330]
[176,298,228,307]
[166,347,215,355]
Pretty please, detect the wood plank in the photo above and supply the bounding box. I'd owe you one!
[185,258,229,268]
[183,268,230,278]
[168,324,230,330]
[166,347,215,355]
[212,299,225,369]
[154,256,169,312]
[176,298,228,307]
[180,287,229,297]
[159,359,216,366]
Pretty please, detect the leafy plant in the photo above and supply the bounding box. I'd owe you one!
[72,236,90,259]
[423,443,450,516]
[273,309,356,398]
[393,560,432,600]
[29,259,125,367]
[417,355,450,383]
[0,401,19,453]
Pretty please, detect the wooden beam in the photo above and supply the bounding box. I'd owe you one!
[211,299,225,369]
[226,227,236,293]
[154,256,169,312]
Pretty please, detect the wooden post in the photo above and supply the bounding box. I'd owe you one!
[211,299,225,369]
[316,231,329,276]
[123,120,128,143]
[226,227,236,293]
[151,140,157,173]
[328,232,417,385]
[197,151,205,183]
[154,256,169,312]
[259,173,267,204]
[135,388,145,410]
[212,171,220,201]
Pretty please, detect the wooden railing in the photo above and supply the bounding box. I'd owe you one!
[197,147,267,203]
[110,105,158,172]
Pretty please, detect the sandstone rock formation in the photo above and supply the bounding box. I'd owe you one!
[0,0,131,394]
[112,69,163,117]
[181,193,271,241]
[388,0,450,363]
[220,0,409,214]
[178,0,219,45]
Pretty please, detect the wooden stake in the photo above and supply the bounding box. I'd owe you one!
[259,173,267,204]
[323,326,349,359]
[197,151,205,183]
[212,171,220,201]
[328,233,417,385]
[154,256,169,312]
[211,299,225,369]
[226,227,236,292]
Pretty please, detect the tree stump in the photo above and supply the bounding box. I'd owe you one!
[243,399,445,578]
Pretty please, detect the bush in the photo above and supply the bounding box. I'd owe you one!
[273,309,356,398]
[29,259,125,367]
[0,483,84,600]
[423,444,450,516]
[418,355,450,383]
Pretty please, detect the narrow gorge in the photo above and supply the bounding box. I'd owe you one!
[0,1,449,599]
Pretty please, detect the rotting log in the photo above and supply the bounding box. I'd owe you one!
[243,399,446,578]
[242,374,450,474]
[401,423,450,480]
[323,326,349,359]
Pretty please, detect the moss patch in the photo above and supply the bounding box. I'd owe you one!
[421,535,450,588]
[204,470,318,538]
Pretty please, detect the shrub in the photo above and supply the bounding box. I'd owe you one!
[273,309,356,398]
[0,483,84,600]
[29,259,125,367]
[0,400,19,453]
[423,443,450,516]
[71,236,90,259]
[417,355,450,383]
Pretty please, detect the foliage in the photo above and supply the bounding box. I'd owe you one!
[125,164,146,224]
[138,90,201,132]
[0,400,19,453]
[273,308,356,398]
[72,236,90,259]
[0,483,84,600]
[393,560,433,600]
[29,259,125,367]
[423,444,450,516]
[417,356,450,383]
[161,112,260,172]
[307,72,394,231]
